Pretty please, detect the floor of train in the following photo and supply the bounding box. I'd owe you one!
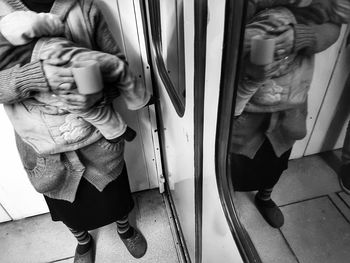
[235,149,350,263]
[0,189,180,263]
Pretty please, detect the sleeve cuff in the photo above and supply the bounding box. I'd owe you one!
[15,61,49,96]
[293,24,317,53]
[126,91,151,110]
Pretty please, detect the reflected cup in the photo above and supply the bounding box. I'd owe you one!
[250,36,275,65]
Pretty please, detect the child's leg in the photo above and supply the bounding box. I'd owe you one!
[116,215,133,238]
[255,187,284,228]
[67,226,95,263]
[235,80,262,116]
[74,104,134,141]
[253,141,292,228]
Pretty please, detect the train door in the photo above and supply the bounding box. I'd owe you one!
[142,0,246,262]
[0,0,161,222]
[141,0,196,260]
[225,1,350,263]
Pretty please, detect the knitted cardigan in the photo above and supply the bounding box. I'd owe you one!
[0,0,142,202]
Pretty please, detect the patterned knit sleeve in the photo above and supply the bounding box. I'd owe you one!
[294,22,341,55]
[84,1,150,110]
[290,0,342,54]
[0,32,48,104]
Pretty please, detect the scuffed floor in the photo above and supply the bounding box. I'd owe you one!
[0,189,180,263]
[235,150,350,263]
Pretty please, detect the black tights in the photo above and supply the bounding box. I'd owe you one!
[230,140,292,192]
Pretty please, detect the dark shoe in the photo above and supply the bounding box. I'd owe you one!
[73,238,95,263]
[254,195,284,228]
[339,164,350,194]
[108,127,137,143]
[122,127,137,142]
[120,227,147,258]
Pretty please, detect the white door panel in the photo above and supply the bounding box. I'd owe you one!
[291,26,348,159]
[305,26,350,155]
[202,1,244,262]
[153,54,195,259]
[0,107,49,220]
[147,0,196,259]
[99,0,160,192]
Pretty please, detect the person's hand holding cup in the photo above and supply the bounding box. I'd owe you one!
[71,60,103,95]
[245,35,278,81]
[58,60,104,111]
[250,35,275,66]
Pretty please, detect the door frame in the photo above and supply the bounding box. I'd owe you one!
[214,0,262,262]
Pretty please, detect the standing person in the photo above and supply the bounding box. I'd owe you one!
[0,0,150,262]
[230,3,341,228]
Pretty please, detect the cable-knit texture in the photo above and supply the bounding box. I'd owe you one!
[0,61,47,103]
[293,23,316,53]
[15,61,47,92]
[5,0,27,10]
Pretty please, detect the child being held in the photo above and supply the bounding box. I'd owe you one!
[0,10,150,145]
[235,0,350,116]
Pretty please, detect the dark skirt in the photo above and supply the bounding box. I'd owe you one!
[44,166,134,231]
[230,139,292,191]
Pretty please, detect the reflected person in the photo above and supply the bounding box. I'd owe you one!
[230,1,341,228]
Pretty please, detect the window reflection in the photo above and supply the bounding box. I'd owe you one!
[229,1,350,262]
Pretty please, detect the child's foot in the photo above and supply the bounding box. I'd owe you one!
[254,194,284,228]
[108,127,137,143]
[122,127,137,142]
[339,164,350,194]
[74,237,95,263]
[119,227,147,258]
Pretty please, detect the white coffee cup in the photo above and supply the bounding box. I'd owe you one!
[72,60,103,94]
[250,36,275,65]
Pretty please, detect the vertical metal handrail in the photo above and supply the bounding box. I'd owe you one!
[193,0,208,262]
